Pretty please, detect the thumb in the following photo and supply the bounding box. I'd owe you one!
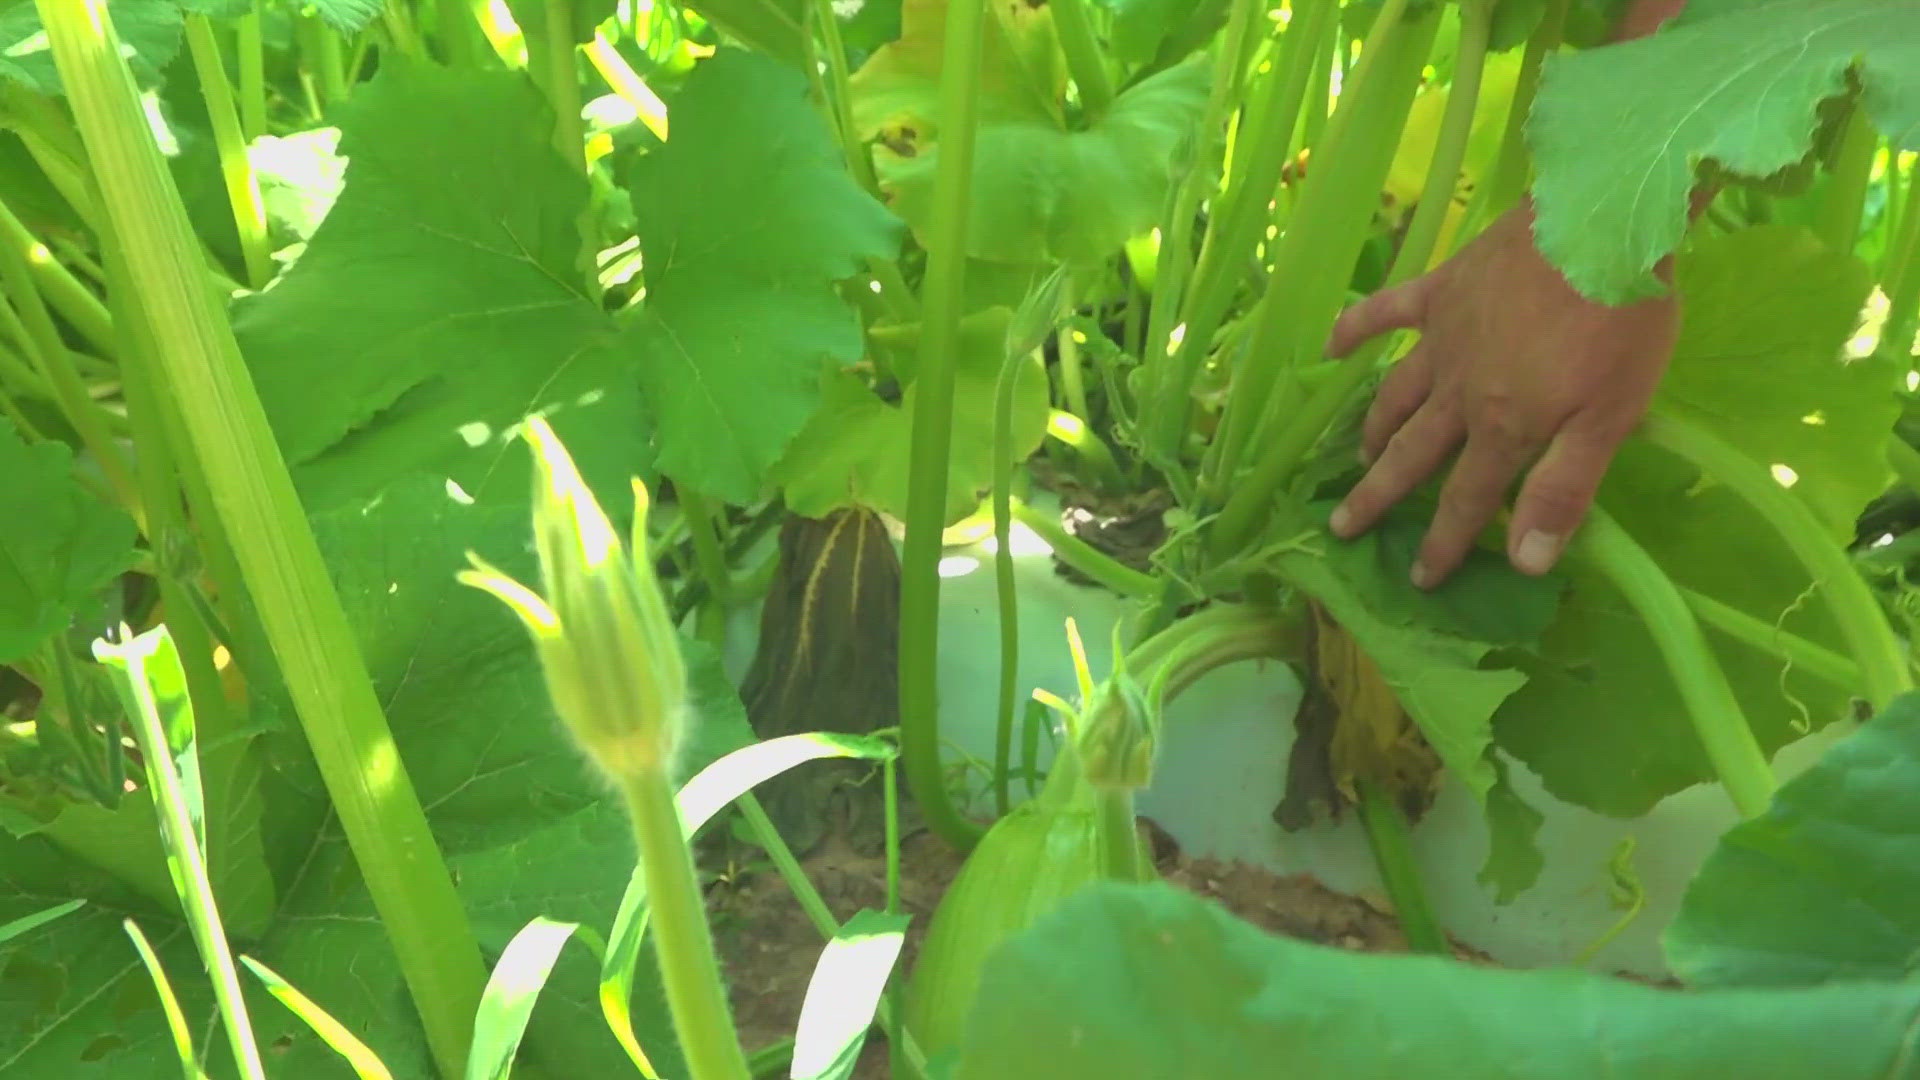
[1327,276,1432,358]
[1507,417,1630,576]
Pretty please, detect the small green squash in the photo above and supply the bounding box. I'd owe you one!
[903,750,1153,1058]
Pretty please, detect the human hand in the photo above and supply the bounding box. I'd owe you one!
[1325,203,1680,589]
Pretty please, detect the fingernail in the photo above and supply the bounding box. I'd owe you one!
[1515,530,1563,575]
[1410,560,1435,589]
[1329,504,1353,536]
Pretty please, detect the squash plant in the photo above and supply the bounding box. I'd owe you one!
[0,0,1917,1078]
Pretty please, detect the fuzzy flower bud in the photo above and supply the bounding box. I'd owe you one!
[458,418,686,780]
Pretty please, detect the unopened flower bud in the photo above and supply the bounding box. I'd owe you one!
[459,418,686,781]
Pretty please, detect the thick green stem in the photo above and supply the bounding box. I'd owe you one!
[1050,0,1114,118]
[1137,0,1252,448]
[1679,585,1861,690]
[1815,104,1879,257]
[898,0,992,851]
[1386,0,1490,283]
[1571,505,1775,819]
[0,191,117,354]
[382,0,425,59]
[540,1,587,172]
[1458,0,1566,242]
[0,200,140,519]
[301,15,349,107]
[1148,0,1333,466]
[1356,776,1446,954]
[992,346,1022,817]
[1641,412,1912,708]
[184,15,272,290]
[236,4,266,140]
[1208,5,1441,558]
[622,772,751,1080]
[1096,788,1142,879]
[37,3,487,1073]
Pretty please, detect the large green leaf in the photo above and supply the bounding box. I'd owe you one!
[0,420,139,665]
[851,0,1210,264]
[1491,226,1894,818]
[1666,691,1920,988]
[949,881,1920,1078]
[232,59,634,515]
[1528,0,1920,302]
[622,47,903,504]
[0,476,690,1078]
[1651,225,1890,537]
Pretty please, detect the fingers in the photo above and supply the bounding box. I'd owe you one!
[1329,398,1465,542]
[1328,277,1431,358]
[1411,431,1535,589]
[1360,345,1435,465]
[1506,416,1631,576]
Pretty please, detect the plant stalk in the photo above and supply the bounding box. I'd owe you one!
[898,0,993,851]
[1208,3,1442,557]
[1457,0,1567,242]
[622,772,752,1080]
[1050,0,1114,119]
[1007,495,1160,598]
[184,14,272,290]
[1570,505,1775,819]
[1678,584,1860,690]
[236,3,266,139]
[36,3,487,1073]
[1641,411,1912,708]
[1356,776,1447,954]
[1148,0,1333,467]
[992,343,1022,817]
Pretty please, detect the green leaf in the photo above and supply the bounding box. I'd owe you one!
[1096,0,1230,67]
[0,476,686,1078]
[772,307,1052,524]
[1491,226,1893,818]
[792,909,910,1080]
[1666,691,1920,988]
[623,48,903,503]
[1528,0,1920,302]
[0,899,83,944]
[1271,519,1547,900]
[852,1,1211,264]
[1308,496,1564,649]
[233,59,633,514]
[467,918,582,1080]
[307,0,383,35]
[950,881,1920,1079]
[1652,226,1889,538]
[0,419,139,665]
[0,1,186,94]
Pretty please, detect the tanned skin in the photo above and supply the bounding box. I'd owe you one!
[1326,0,1698,589]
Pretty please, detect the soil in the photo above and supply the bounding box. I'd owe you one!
[1026,456,1174,580]
[704,788,1493,1079]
